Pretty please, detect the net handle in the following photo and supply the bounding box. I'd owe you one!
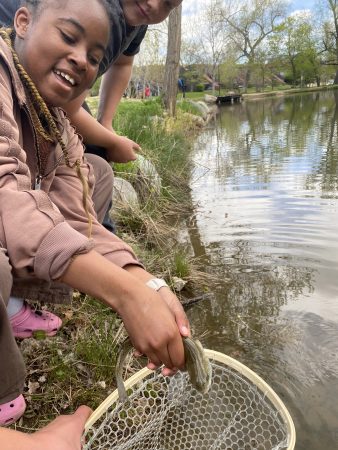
[84,349,296,450]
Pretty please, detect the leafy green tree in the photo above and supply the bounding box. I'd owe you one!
[219,55,242,91]
[199,0,229,94]
[181,0,229,93]
[220,0,288,91]
[321,0,338,82]
[269,14,321,86]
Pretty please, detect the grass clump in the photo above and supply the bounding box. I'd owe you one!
[172,250,191,278]
[109,98,216,292]
[176,99,205,117]
[113,101,192,202]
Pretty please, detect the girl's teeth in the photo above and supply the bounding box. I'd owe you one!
[55,70,75,86]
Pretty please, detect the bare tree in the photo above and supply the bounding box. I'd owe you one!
[132,25,167,97]
[196,0,229,93]
[163,4,182,116]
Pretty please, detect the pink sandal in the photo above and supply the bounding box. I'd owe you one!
[10,302,62,339]
[0,395,26,426]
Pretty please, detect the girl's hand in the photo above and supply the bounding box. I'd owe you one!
[31,406,92,450]
[148,287,190,376]
[157,287,190,338]
[121,265,191,374]
[118,283,186,371]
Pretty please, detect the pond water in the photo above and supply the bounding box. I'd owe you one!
[186,91,338,450]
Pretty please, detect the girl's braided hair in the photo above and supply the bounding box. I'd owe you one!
[0,0,115,238]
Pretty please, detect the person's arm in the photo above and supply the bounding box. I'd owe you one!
[97,54,134,129]
[60,250,189,371]
[49,130,190,371]
[64,90,139,162]
[0,406,91,450]
[62,54,138,162]
[66,102,140,162]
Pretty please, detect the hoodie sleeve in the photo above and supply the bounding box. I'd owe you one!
[47,114,142,272]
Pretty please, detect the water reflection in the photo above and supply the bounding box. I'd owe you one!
[186,91,338,450]
[306,91,338,195]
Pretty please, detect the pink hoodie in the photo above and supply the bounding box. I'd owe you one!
[0,38,141,295]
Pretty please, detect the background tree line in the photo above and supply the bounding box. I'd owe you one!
[130,0,338,96]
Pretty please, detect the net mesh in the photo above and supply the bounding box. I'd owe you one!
[84,357,292,450]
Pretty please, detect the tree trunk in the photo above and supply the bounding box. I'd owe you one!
[244,68,250,93]
[163,5,182,116]
[291,61,297,86]
[334,69,338,85]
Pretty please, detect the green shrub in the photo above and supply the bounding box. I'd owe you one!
[195,83,205,92]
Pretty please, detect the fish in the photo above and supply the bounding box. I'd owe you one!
[115,336,212,402]
[183,337,212,394]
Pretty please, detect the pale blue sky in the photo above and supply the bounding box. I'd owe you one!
[291,0,316,11]
[182,0,317,16]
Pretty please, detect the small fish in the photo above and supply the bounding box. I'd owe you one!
[183,337,212,394]
[115,336,212,402]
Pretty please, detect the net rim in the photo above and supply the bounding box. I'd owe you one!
[84,348,296,449]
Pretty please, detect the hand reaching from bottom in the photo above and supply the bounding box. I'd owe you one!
[0,406,92,450]
[30,406,92,450]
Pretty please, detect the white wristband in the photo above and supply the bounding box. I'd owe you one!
[146,278,168,291]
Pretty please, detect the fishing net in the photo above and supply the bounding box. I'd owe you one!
[84,349,295,450]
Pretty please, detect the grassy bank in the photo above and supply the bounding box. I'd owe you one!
[15,97,206,431]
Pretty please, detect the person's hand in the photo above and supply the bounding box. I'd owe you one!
[121,265,191,376]
[157,287,190,337]
[148,286,191,376]
[107,135,141,163]
[118,282,186,372]
[29,406,92,450]
[102,125,141,163]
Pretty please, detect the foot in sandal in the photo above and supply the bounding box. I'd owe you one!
[0,395,26,426]
[10,302,62,339]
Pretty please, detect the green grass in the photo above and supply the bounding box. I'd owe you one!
[87,95,194,203]
[173,250,191,278]
[176,99,205,117]
[112,99,193,202]
[16,296,124,429]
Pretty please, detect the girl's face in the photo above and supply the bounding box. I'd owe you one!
[122,0,182,26]
[14,0,110,107]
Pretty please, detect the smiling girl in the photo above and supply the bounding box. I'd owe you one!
[0,0,189,439]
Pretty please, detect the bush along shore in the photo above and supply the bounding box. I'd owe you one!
[15,97,215,431]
